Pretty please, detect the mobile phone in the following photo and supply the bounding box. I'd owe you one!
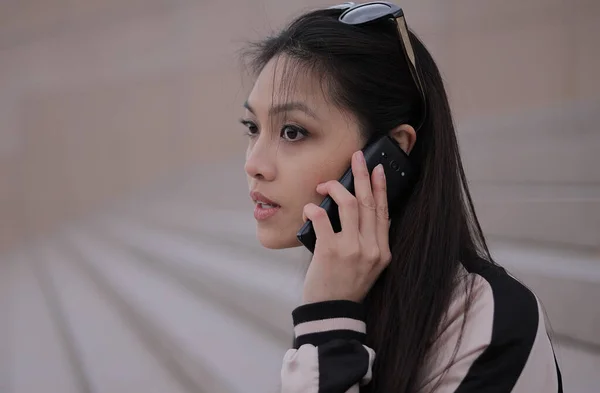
[297,134,417,253]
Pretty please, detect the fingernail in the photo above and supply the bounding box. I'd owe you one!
[355,151,364,164]
[376,164,385,179]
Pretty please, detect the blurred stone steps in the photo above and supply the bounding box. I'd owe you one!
[7,249,82,393]
[0,251,13,393]
[115,193,302,261]
[65,227,285,393]
[120,206,308,277]
[35,240,190,393]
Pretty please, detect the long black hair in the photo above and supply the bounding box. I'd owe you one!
[242,6,494,393]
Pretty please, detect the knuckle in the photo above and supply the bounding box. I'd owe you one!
[367,248,381,263]
[381,251,392,265]
[376,205,389,220]
[360,196,376,210]
[343,244,361,259]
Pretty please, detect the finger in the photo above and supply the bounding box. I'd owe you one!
[316,181,359,237]
[352,151,377,240]
[303,203,334,241]
[372,164,391,263]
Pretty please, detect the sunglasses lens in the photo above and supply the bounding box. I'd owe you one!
[341,3,392,24]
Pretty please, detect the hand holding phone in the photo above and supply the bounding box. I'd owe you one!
[297,135,416,253]
[299,147,400,304]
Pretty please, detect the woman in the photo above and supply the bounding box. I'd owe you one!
[240,2,563,392]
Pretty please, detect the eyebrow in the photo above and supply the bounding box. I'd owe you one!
[244,100,319,120]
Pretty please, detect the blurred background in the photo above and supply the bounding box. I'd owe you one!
[0,0,598,392]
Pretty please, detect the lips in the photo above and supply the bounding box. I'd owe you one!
[250,191,281,221]
[250,191,280,208]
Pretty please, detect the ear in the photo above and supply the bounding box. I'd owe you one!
[388,124,417,154]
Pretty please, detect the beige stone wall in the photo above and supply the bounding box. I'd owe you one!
[1,0,598,253]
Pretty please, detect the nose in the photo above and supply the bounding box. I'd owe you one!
[244,137,277,182]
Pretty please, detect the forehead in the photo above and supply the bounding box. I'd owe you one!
[248,56,330,108]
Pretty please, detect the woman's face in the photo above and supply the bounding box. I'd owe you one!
[243,56,365,249]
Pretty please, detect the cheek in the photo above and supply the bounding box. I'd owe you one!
[314,156,353,186]
[286,176,319,217]
[281,134,362,209]
[295,165,327,200]
[288,158,349,211]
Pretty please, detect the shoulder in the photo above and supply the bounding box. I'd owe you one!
[463,257,540,349]
[437,258,542,361]
[417,258,562,393]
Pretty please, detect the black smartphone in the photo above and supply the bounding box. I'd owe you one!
[296,134,416,253]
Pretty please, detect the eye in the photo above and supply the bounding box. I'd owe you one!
[281,125,308,142]
[240,119,258,137]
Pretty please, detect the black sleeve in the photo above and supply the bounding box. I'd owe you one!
[281,300,375,393]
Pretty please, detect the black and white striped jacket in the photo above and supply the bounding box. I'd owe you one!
[281,259,563,392]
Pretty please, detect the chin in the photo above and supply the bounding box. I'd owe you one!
[256,227,301,249]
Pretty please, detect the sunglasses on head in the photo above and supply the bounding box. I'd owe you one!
[328,2,426,130]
